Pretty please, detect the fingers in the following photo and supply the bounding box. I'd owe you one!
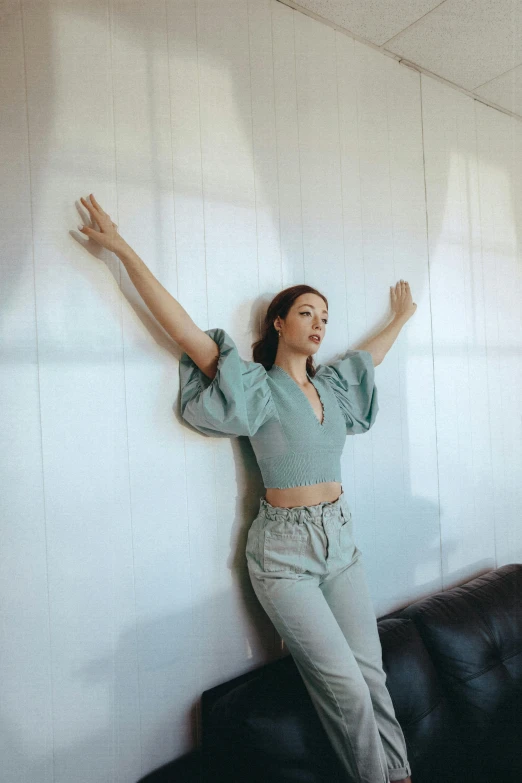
[80,194,113,231]
[80,194,105,218]
[80,196,97,221]
[390,280,411,295]
[89,193,104,213]
[80,195,93,209]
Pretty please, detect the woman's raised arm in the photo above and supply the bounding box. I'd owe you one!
[77,194,219,379]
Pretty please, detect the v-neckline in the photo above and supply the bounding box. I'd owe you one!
[271,365,326,427]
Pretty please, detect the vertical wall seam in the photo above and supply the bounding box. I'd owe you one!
[271,0,283,654]
[385,63,408,534]
[166,0,200,748]
[246,1,260,313]
[334,32,349,344]
[352,40,365,521]
[270,0,283,291]
[474,100,497,569]
[419,74,444,589]
[293,10,305,280]
[107,0,144,773]
[19,0,57,779]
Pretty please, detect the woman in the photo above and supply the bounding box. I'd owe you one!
[78,194,416,783]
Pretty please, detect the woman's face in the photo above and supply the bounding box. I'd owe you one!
[275,294,328,354]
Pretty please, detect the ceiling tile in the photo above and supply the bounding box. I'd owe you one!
[379,0,522,91]
[288,0,444,46]
[473,65,522,115]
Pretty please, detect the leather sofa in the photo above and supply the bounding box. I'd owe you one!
[138,563,522,783]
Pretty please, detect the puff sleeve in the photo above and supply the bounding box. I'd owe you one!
[179,328,276,438]
[315,349,379,434]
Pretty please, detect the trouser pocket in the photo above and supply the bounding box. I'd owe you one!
[338,510,361,562]
[263,529,308,574]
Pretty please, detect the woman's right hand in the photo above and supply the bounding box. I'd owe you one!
[78,194,125,253]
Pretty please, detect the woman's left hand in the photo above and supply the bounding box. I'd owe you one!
[390,280,417,321]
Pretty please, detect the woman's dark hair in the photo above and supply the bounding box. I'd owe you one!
[252,284,328,378]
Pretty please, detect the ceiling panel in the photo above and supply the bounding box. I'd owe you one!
[383,0,522,91]
[473,65,522,116]
[281,0,522,118]
[284,0,444,46]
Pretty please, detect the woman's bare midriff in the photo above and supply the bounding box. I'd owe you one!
[264,481,343,509]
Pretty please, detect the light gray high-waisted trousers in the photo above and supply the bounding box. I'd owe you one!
[246,489,412,783]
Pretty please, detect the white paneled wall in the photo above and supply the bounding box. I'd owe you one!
[0,0,520,781]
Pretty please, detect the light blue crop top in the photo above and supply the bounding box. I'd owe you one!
[179,328,379,489]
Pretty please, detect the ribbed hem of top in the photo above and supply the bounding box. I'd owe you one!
[259,451,342,490]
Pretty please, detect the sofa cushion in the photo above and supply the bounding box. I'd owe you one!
[204,618,461,782]
[400,564,522,779]
[200,565,521,783]
[378,618,462,778]
[203,653,347,782]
